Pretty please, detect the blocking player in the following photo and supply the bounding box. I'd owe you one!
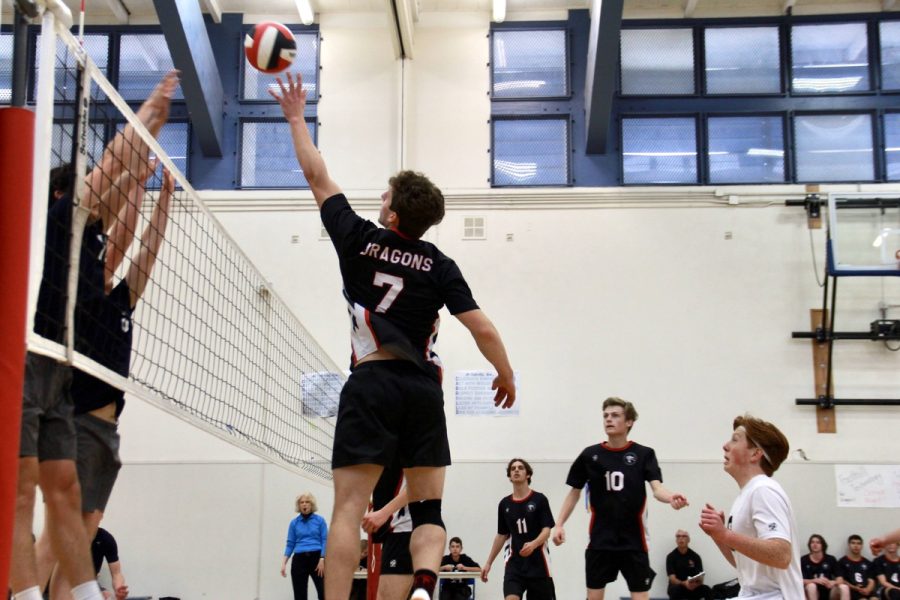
[835,534,876,600]
[362,465,413,600]
[699,415,803,600]
[873,542,900,600]
[552,397,688,600]
[801,534,839,600]
[11,71,178,600]
[872,532,900,557]
[481,458,556,600]
[271,71,516,600]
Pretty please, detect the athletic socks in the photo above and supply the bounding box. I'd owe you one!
[12,586,43,600]
[408,569,438,600]
[71,580,104,600]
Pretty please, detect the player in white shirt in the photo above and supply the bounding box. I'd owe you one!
[700,415,803,600]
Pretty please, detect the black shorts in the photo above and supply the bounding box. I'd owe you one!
[332,361,450,469]
[503,573,556,600]
[381,532,413,575]
[20,352,76,461]
[585,549,655,592]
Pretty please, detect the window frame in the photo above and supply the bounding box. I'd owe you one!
[489,26,573,103]
[237,116,319,189]
[490,114,573,188]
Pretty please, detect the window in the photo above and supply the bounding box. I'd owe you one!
[622,117,697,184]
[791,23,870,94]
[492,118,569,186]
[240,119,316,188]
[705,27,781,94]
[51,121,106,168]
[621,28,694,95]
[708,116,785,184]
[794,114,874,182]
[1,33,11,105]
[491,29,569,99]
[885,113,900,181]
[880,21,900,90]
[35,33,110,102]
[115,121,189,185]
[118,34,183,101]
[243,30,319,101]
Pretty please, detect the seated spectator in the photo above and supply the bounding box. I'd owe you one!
[350,539,368,600]
[836,534,876,600]
[91,528,129,600]
[440,537,480,600]
[802,534,839,600]
[666,529,711,600]
[873,542,900,600]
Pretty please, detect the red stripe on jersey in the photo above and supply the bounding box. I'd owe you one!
[364,308,382,350]
[588,504,596,544]
[389,226,415,241]
[540,543,552,577]
[600,441,635,452]
[509,490,535,504]
[637,496,648,552]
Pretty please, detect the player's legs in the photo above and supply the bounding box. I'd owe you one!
[47,509,106,600]
[524,577,557,600]
[405,466,446,575]
[807,583,822,600]
[836,584,851,600]
[326,463,384,600]
[830,586,844,600]
[588,588,606,600]
[586,549,620,600]
[503,573,526,600]
[379,575,414,600]
[10,457,40,594]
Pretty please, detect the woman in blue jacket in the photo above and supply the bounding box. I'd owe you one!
[281,492,328,599]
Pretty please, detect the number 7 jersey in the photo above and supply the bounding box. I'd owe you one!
[565,441,663,552]
[321,194,479,381]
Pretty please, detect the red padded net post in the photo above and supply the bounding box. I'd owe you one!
[0,106,35,587]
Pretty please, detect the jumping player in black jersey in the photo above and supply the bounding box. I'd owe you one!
[836,535,876,600]
[35,163,175,599]
[271,72,516,600]
[363,465,414,600]
[552,397,688,600]
[482,458,556,600]
[12,72,178,600]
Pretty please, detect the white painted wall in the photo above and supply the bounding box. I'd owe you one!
[51,12,900,600]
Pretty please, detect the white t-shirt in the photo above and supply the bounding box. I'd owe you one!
[728,474,803,600]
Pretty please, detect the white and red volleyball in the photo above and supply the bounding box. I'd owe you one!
[244,21,297,74]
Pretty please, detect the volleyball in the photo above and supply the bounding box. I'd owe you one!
[244,21,297,74]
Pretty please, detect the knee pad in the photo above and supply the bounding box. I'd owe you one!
[408,499,445,531]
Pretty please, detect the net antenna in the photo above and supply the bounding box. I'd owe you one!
[27,10,338,480]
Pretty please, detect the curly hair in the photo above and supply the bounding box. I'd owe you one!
[506,457,533,485]
[387,170,445,239]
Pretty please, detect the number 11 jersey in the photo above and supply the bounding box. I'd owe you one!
[497,491,555,578]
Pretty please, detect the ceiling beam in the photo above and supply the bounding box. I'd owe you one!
[585,0,624,154]
[783,0,797,14]
[153,0,224,156]
[200,0,221,23]
[105,0,129,24]
[684,0,699,17]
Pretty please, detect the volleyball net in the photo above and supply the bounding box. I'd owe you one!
[25,6,339,480]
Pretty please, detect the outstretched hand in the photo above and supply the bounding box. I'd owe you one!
[269,72,308,122]
[137,70,179,136]
[492,373,516,409]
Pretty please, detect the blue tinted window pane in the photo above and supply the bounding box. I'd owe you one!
[241,121,315,188]
[36,33,109,102]
[886,114,900,181]
[881,22,900,90]
[119,34,184,101]
[621,29,694,95]
[493,119,568,186]
[1,34,11,104]
[243,31,319,100]
[622,118,697,184]
[51,121,105,168]
[705,27,781,94]
[795,114,873,182]
[791,23,870,93]
[492,29,568,98]
[115,121,189,185]
[708,116,784,183]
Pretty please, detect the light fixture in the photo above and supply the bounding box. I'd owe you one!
[492,0,506,23]
[295,0,314,25]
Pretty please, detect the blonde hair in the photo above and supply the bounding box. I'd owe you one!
[295,492,318,513]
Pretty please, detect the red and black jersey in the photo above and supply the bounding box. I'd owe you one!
[802,554,839,580]
[321,194,478,381]
[837,556,875,587]
[497,490,555,579]
[371,463,410,542]
[874,555,900,586]
[565,441,663,552]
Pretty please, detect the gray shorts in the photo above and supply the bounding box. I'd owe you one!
[75,413,122,513]
[20,352,76,461]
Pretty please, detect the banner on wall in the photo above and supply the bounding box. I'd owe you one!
[454,370,520,417]
[835,464,900,508]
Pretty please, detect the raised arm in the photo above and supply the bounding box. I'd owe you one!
[84,71,178,230]
[551,487,581,546]
[454,309,515,408]
[649,480,689,510]
[105,158,158,291]
[125,167,173,307]
[871,528,900,554]
[269,72,341,206]
[480,533,509,583]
